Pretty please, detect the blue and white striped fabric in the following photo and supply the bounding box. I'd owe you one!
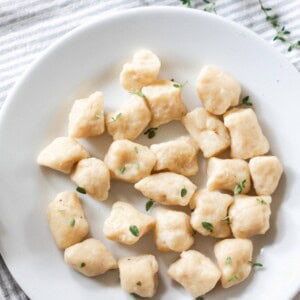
[0,0,299,299]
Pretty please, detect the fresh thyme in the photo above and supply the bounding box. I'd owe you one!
[173,80,188,89]
[221,216,231,224]
[180,0,192,8]
[259,0,300,51]
[144,127,157,139]
[203,0,217,13]
[146,199,154,211]
[241,96,253,106]
[234,179,246,195]
[110,113,122,123]
[202,221,214,233]
[249,261,263,268]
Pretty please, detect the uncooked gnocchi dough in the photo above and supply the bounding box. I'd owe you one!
[167,250,221,297]
[154,208,194,252]
[104,139,156,183]
[120,49,161,92]
[71,158,110,201]
[37,137,90,174]
[106,95,151,140]
[229,195,272,238]
[150,136,199,176]
[196,65,241,115]
[224,108,270,159]
[207,157,251,194]
[142,80,187,127]
[103,201,155,245]
[68,91,105,138]
[47,191,89,249]
[182,107,230,157]
[214,238,253,288]
[64,238,117,277]
[119,255,159,298]
[190,190,233,238]
[134,172,197,206]
[249,156,283,195]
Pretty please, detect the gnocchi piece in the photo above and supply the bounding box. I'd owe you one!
[142,80,187,127]
[249,156,283,195]
[119,255,159,298]
[150,136,199,176]
[68,91,105,138]
[71,158,110,201]
[154,208,194,252]
[64,238,117,277]
[229,195,272,238]
[196,65,241,115]
[47,192,89,249]
[190,190,233,238]
[224,108,270,159]
[106,95,151,140]
[37,137,90,174]
[214,238,253,288]
[120,49,161,92]
[182,107,230,157]
[103,201,155,245]
[104,139,156,183]
[207,157,251,194]
[134,172,197,206]
[167,250,221,297]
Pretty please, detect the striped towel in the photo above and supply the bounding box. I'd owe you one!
[0,0,299,299]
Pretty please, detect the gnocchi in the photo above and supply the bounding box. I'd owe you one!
[150,136,199,176]
[37,137,90,174]
[64,238,117,277]
[182,107,230,157]
[134,172,197,206]
[103,201,155,245]
[47,191,89,249]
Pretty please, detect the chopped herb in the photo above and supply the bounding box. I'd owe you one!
[79,262,86,268]
[221,216,231,224]
[136,281,142,286]
[195,297,204,300]
[203,0,217,13]
[144,127,157,139]
[226,256,232,265]
[234,179,246,195]
[257,198,267,205]
[132,91,145,98]
[241,96,253,106]
[95,113,103,119]
[173,80,188,89]
[76,186,86,194]
[201,221,214,233]
[69,219,76,227]
[119,165,126,174]
[228,273,240,283]
[129,225,139,237]
[181,188,187,197]
[110,112,122,122]
[180,0,192,8]
[146,200,154,211]
[134,146,139,154]
[249,261,263,268]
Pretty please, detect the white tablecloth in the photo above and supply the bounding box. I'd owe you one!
[0,0,299,299]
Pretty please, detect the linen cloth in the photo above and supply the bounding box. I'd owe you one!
[0,0,299,299]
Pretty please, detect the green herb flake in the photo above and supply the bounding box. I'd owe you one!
[180,0,192,8]
[173,80,188,89]
[221,216,231,224]
[129,225,139,237]
[201,221,214,233]
[195,297,204,300]
[234,179,247,195]
[241,96,253,106]
[76,186,86,194]
[136,281,142,286]
[203,0,216,13]
[249,261,263,268]
[146,200,154,212]
[181,187,187,197]
[95,113,103,119]
[225,256,232,265]
[110,112,122,123]
[119,165,126,174]
[228,273,240,283]
[144,127,158,139]
[69,219,76,227]
[79,262,86,268]
[132,91,145,98]
[134,146,139,154]
[257,198,267,205]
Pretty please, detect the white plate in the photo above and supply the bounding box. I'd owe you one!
[0,6,300,300]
